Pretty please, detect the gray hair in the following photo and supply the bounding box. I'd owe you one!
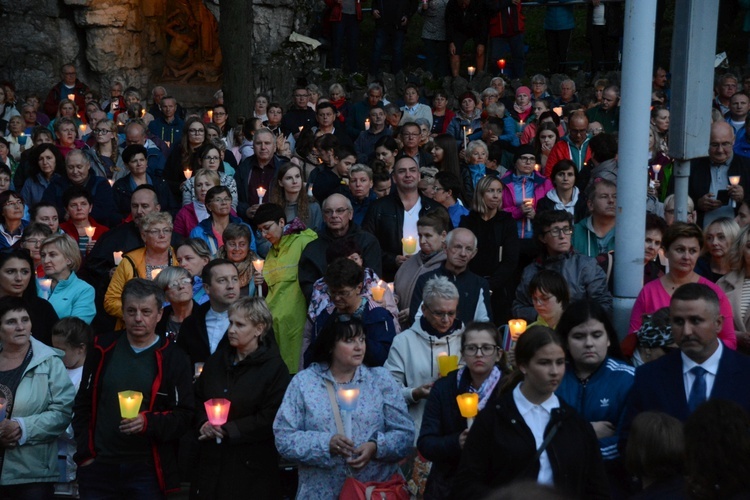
[322,193,353,211]
[366,83,384,95]
[490,77,506,88]
[423,276,459,306]
[445,227,478,249]
[414,117,431,129]
[66,148,90,167]
[561,79,576,91]
[137,211,173,232]
[122,278,165,311]
[154,266,191,290]
[466,140,488,156]
[349,164,373,180]
[485,103,505,118]
[229,297,274,339]
[531,74,547,85]
[253,127,275,144]
[481,87,499,100]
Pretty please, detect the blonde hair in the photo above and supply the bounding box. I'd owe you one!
[41,233,81,272]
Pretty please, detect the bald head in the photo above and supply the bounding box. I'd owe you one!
[568,112,589,146]
[709,121,735,165]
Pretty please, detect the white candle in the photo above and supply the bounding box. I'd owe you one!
[84,226,95,239]
[364,119,370,130]
[113,251,123,265]
[256,186,267,204]
[184,168,192,180]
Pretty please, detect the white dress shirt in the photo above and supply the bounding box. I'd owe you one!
[205,308,229,354]
[681,341,723,402]
[513,384,560,486]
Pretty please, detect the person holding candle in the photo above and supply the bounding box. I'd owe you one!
[20,223,53,277]
[695,217,740,283]
[73,279,195,499]
[555,300,634,495]
[235,129,286,224]
[180,143,238,210]
[450,326,609,498]
[445,92,482,150]
[41,148,121,227]
[190,186,255,258]
[0,191,28,250]
[43,64,90,119]
[153,266,197,342]
[161,116,205,199]
[20,144,63,207]
[38,233,96,324]
[274,315,415,499]
[59,186,108,257]
[0,296,76,499]
[271,162,323,231]
[5,116,31,162]
[218,223,260,297]
[192,296,290,499]
[417,322,503,498]
[500,145,553,242]
[104,212,179,329]
[113,144,177,217]
[173,168,221,238]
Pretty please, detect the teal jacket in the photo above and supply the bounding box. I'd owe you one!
[572,216,615,258]
[0,338,75,485]
[40,271,96,324]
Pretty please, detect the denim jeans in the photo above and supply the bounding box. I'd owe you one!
[489,33,526,79]
[77,461,165,500]
[370,27,406,75]
[332,14,361,72]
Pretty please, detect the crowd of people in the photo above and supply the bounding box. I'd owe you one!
[0,50,749,499]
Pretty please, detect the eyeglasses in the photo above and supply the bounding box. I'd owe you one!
[294,93,309,98]
[544,227,573,237]
[188,129,205,135]
[167,278,192,290]
[518,156,536,163]
[94,129,111,135]
[323,207,350,217]
[144,228,173,236]
[209,197,232,205]
[225,240,248,249]
[330,288,358,300]
[23,238,43,247]
[463,344,499,356]
[4,201,22,208]
[425,305,456,320]
[213,112,227,116]
[203,156,221,162]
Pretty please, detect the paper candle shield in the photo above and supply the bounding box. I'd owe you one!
[456,393,479,419]
[437,354,459,377]
[118,391,144,419]
[204,398,231,426]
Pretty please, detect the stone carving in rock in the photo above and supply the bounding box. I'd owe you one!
[162,0,221,83]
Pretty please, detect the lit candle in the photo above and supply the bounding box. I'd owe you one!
[730,175,741,186]
[253,259,264,298]
[364,118,370,130]
[39,278,52,299]
[371,280,386,302]
[307,185,313,198]
[67,93,75,101]
[387,282,394,294]
[467,66,476,79]
[402,236,417,255]
[519,119,525,126]
[437,353,459,377]
[194,362,204,378]
[522,198,533,208]
[497,59,506,73]
[84,226,96,239]
[652,164,662,176]
[463,126,468,151]
[508,319,527,340]
[298,126,304,132]
[184,168,192,180]
[151,268,162,280]
[204,398,231,443]
[534,163,540,173]
[113,251,123,265]
[18,133,26,146]
[165,141,171,148]
[79,124,86,134]
[118,390,144,419]
[256,186,267,204]
[456,392,479,429]
[108,179,114,187]
[553,107,563,117]
[207,110,213,121]
[141,108,146,117]
[337,386,360,439]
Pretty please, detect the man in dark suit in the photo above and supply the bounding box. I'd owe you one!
[627,283,750,424]
[684,121,750,226]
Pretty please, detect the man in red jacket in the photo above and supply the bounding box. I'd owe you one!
[486,0,525,79]
[43,64,90,118]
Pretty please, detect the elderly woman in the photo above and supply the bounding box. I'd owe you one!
[509,86,533,124]
[181,143,238,209]
[176,238,211,305]
[20,223,53,277]
[59,186,108,257]
[190,186,255,258]
[5,116,31,162]
[0,297,76,499]
[104,212,179,327]
[163,117,207,198]
[461,140,492,201]
[459,176,520,323]
[194,297,290,499]
[154,266,196,341]
[718,224,750,354]
[218,223,259,297]
[84,119,119,180]
[38,234,96,324]
[418,322,503,498]
[274,316,414,499]
[446,92,483,149]
[0,191,28,250]
[501,145,553,240]
[303,256,398,370]
[253,203,317,374]
[385,276,464,437]
[174,168,220,238]
[696,217,740,283]
[113,144,176,217]
[20,144,63,207]
[271,162,322,232]
[627,222,737,353]
[41,149,120,227]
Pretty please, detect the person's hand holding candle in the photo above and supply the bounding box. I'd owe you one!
[119,414,145,435]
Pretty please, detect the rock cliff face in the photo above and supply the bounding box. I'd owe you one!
[0,0,319,109]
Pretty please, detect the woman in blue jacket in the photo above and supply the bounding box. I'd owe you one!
[38,233,96,324]
[190,185,255,258]
[555,299,634,496]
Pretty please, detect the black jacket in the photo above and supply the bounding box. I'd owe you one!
[73,331,194,495]
[176,302,230,367]
[363,192,447,281]
[451,389,609,499]
[192,342,291,499]
[234,154,286,222]
[298,223,383,300]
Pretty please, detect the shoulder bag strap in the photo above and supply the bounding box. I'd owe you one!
[533,420,562,462]
[123,255,139,279]
[325,379,345,435]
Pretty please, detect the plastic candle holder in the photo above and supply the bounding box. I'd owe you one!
[118,391,143,419]
[204,398,231,443]
[437,353,459,377]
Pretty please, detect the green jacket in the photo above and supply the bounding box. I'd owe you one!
[572,216,615,258]
[1,337,75,485]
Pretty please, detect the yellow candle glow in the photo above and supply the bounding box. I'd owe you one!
[298,126,304,132]
[184,168,192,179]
[113,251,123,265]
[402,236,417,255]
[553,107,563,117]
[256,186,267,200]
[194,362,204,378]
[151,268,162,280]
[508,319,527,340]
[437,353,459,377]
[79,124,86,133]
[730,175,741,186]
[39,278,52,291]
[364,118,370,130]
[534,163,540,172]
[108,179,114,187]
[456,392,479,418]
[467,66,476,77]
[652,164,662,175]
[118,391,143,419]
[519,119,525,125]
[371,280,386,302]
[252,259,264,273]
[141,108,146,117]
[84,226,95,238]
[207,110,213,121]
[67,94,75,101]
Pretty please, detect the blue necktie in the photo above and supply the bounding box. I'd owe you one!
[687,366,707,413]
